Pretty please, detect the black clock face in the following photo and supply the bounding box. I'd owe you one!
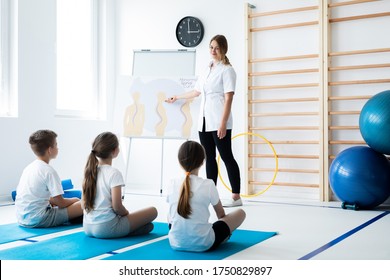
[176,16,204,47]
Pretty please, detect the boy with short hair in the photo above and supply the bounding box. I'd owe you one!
[15,129,83,227]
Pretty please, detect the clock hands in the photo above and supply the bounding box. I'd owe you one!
[187,18,200,34]
[187,18,191,33]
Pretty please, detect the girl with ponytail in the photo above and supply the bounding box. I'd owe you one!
[167,140,246,252]
[82,132,157,238]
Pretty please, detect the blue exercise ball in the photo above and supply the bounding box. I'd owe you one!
[359,90,390,155]
[329,146,390,209]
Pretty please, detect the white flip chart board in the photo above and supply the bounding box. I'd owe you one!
[132,49,196,76]
[114,49,200,139]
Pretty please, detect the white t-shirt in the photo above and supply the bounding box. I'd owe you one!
[166,175,220,252]
[195,61,237,132]
[15,159,64,226]
[83,165,125,224]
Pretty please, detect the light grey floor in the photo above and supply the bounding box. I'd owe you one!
[0,194,389,260]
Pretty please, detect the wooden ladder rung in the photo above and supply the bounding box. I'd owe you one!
[329,140,366,145]
[329,126,359,130]
[250,168,319,174]
[249,181,320,188]
[249,5,318,18]
[329,0,377,8]
[250,126,319,130]
[329,63,390,71]
[250,54,319,63]
[249,140,319,145]
[249,68,319,76]
[251,21,318,32]
[329,111,360,115]
[330,12,390,23]
[249,83,318,90]
[250,97,319,103]
[250,154,319,159]
[328,95,371,101]
[329,79,390,86]
[329,48,390,57]
[250,112,319,117]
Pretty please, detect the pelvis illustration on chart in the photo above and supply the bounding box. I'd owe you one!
[117,76,199,139]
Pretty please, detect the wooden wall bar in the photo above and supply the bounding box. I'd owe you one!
[246,2,322,197]
[246,0,390,201]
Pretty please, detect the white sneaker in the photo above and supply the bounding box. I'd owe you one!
[222,198,243,207]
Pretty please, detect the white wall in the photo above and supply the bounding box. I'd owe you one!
[1,0,389,204]
[115,0,321,200]
[2,0,252,200]
[0,0,116,200]
[115,0,250,198]
[115,0,390,202]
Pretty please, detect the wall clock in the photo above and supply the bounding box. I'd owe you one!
[176,16,204,47]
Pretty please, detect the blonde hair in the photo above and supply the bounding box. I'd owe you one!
[210,34,231,66]
[177,141,206,219]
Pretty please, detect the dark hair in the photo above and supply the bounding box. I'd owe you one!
[82,132,119,213]
[177,140,206,219]
[29,130,57,157]
[210,34,231,65]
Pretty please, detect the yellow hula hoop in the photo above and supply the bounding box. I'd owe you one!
[217,132,278,198]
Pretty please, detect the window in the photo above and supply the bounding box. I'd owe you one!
[0,0,17,117]
[0,0,4,115]
[56,0,105,119]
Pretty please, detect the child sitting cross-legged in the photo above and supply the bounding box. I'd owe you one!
[166,140,246,252]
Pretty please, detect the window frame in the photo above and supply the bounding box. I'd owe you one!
[55,0,105,120]
[0,0,17,117]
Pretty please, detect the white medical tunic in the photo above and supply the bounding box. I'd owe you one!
[195,61,237,132]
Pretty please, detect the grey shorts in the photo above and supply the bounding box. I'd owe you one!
[83,215,131,239]
[34,207,69,228]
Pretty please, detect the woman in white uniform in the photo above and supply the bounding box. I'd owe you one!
[166,34,242,207]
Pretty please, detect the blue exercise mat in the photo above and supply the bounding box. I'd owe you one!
[0,222,169,260]
[0,223,81,245]
[105,228,277,260]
